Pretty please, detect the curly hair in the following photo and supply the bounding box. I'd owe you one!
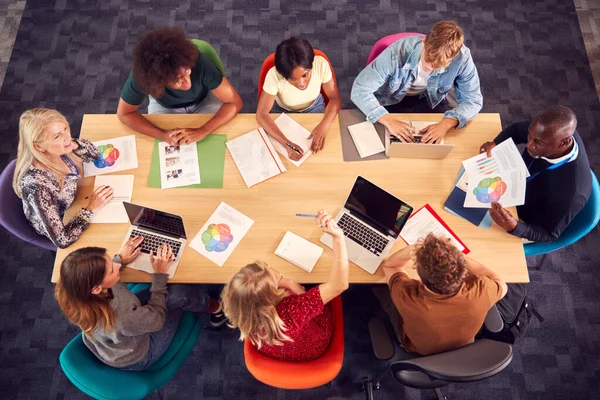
[132,27,199,98]
[415,233,467,295]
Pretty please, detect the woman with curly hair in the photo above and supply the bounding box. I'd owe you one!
[375,233,508,355]
[117,27,242,146]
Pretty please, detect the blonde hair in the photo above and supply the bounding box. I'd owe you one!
[12,108,79,198]
[221,261,292,349]
[423,21,464,69]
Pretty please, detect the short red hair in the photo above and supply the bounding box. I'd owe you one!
[423,21,464,69]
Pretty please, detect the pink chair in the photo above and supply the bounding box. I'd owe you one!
[366,32,425,66]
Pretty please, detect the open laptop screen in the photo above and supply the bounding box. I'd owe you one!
[123,202,187,239]
[344,176,413,237]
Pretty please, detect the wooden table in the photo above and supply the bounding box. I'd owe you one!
[52,113,529,284]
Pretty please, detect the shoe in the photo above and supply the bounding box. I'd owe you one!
[209,311,228,328]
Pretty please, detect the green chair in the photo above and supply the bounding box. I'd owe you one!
[59,284,201,400]
[191,39,226,77]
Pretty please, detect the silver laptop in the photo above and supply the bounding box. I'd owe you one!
[122,202,187,278]
[320,176,413,274]
[385,128,454,159]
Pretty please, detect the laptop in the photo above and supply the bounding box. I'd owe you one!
[385,127,454,159]
[320,176,413,274]
[121,202,187,278]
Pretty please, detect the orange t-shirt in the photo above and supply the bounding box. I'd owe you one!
[389,272,503,355]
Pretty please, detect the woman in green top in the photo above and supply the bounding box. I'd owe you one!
[117,27,243,146]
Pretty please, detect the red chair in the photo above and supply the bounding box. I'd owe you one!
[243,296,344,389]
[257,49,337,106]
[366,32,425,65]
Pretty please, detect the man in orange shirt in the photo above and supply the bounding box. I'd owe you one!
[377,233,507,355]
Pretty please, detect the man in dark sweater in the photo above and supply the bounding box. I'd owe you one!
[479,106,591,242]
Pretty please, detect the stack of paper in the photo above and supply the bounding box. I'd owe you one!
[157,142,201,189]
[91,175,134,223]
[227,128,287,187]
[347,121,385,158]
[274,231,323,272]
[189,202,254,267]
[461,138,529,208]
[84,135,138,177]
[269,113,313,167]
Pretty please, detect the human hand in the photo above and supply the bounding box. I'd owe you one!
[285,141,304,161]
[308,123,327,153]
[479,141,497,157]
[119,236,144,265]
[489,202,518,232]
[420,119,456,144]
[86,185,114,213]
[380,115,414,142]
[150,243,174,275]
[169,128,206,146]
[317,209,343,238]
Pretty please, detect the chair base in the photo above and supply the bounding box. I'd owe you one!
[361,372,448,400]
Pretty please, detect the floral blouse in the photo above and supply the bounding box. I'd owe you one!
[20,139,100,249]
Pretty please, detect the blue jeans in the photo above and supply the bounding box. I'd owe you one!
[121,285,211,371]
[148,91,223,114]
[271,93,326,114]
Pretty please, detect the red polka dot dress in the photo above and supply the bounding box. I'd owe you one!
[258,286,333,362]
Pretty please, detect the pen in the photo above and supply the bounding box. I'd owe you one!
[296,213,318,218]
[285,141,302,154]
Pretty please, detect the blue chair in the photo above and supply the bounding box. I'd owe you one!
[0,160,56,251]
[524,170,600,268]
[59,284,200,400]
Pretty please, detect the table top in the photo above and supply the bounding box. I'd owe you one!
[51,113,529,284]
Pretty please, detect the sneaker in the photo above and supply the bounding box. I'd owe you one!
[209,311,228,328]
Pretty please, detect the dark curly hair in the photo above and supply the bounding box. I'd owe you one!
[275,37,314,79]
[415,233,467,295]
[132,27,199,98]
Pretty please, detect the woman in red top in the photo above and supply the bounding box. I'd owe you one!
[221,210,349,362]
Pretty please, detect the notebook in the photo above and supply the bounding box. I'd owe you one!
[274,231,323,272]
[226,128,287,187]
[270,113,313,167]
[347,121,385,158]
[90,175,134,223]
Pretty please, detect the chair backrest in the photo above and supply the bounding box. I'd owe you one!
[366,32,425,66]
[190,39,226,77]
[0,160,56,251]
[257,49,337,106]
[524,170,600,256]
[391,339,513,389]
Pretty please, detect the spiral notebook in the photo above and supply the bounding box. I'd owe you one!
[274,231,323,272]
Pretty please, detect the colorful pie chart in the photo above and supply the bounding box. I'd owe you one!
[472,176,507,203]
[93,144,120,168]
[201,223,234,252]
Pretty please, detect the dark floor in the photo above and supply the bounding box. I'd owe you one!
[0,1,599,399]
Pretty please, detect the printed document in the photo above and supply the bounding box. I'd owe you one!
[269,113,313,167]
[400,206,466,253]
[90,175,134,223]
[84,135,138,177]
[157,142,201,189]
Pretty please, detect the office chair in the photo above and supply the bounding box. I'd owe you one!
[365,33,425,65]
[0,159,57,251]
[524,170,600,269]
[362,306,511,400]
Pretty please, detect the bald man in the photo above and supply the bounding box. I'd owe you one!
[479,106,592,242]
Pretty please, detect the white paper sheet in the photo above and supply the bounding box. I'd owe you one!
[90,175,134,223]
[227,128,287,187]
[157,142,201,189]
[347,121,385,158]
[83,135,138,177]
[269,113,313,167]
[274,231,323,272]
[189,202,254,267]
[400,207,465,252]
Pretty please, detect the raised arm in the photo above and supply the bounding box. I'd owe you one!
[317,210,349,304]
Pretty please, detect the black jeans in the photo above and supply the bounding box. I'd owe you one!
[384,94,450,114]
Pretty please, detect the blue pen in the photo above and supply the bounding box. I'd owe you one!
[296,213,318,218]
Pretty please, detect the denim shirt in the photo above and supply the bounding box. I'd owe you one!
[351,36,483,129]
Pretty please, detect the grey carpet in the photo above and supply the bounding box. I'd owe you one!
[0,1,599,399]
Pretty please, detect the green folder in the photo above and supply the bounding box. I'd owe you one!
[147,134,227,188]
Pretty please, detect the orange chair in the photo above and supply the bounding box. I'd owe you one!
[257,49,337,106]
[243,296,344,389]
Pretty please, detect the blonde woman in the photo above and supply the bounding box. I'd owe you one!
[12,108,113,248]
[222,210,349,362]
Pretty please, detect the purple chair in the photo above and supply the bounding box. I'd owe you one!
[0,160,57,251]
[366,32,425,66]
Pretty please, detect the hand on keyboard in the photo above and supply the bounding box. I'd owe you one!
[317,210,343,238]
[150,243,174,275]
[119,236,144,265]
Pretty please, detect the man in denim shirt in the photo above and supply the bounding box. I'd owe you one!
[351,21,482,144]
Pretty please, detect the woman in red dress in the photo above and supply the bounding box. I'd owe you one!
[221,210,349,362]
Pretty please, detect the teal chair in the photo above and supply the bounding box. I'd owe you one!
[59,284,201,400]
[525,170,600,269]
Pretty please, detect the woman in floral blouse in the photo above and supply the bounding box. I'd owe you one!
[12,108,113,248]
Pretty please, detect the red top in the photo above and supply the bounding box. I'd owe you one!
[258,286,333,362]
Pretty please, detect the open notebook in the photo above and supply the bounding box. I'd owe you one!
[347,121,385,158]
[274,231,323,272]
[269,113,313,167]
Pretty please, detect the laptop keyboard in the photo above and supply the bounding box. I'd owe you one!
[130,229,182,258]
[390,135,422,143]
[337,214,389,256]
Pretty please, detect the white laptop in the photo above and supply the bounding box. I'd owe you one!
[122,202,187,278]
[384,127,454,159]
[320,176,413,274]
